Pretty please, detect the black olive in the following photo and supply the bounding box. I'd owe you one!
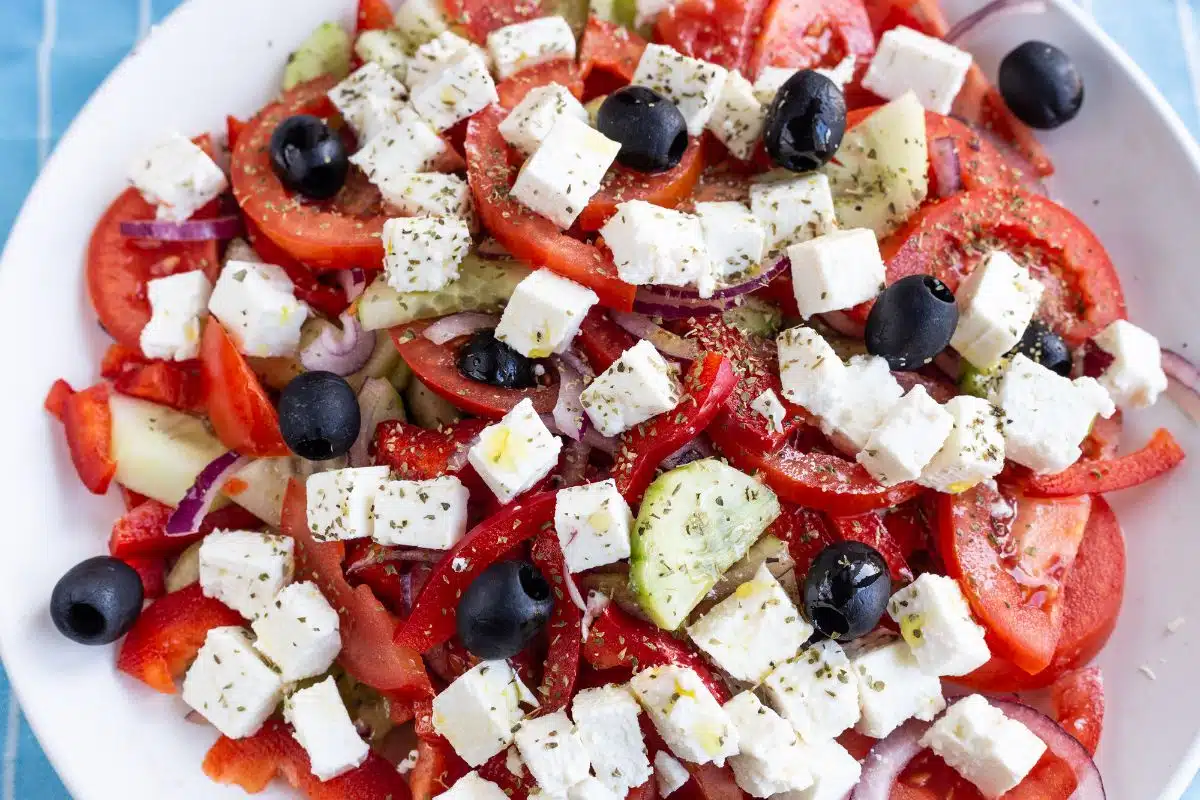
[458,330,538,389]
[998,41,1084,130]
[279,371,361,461]
[457,560,554,659]
[1009,320,1072,377]
[596,86,690,173]
[803,542,891,641]
[865,275,958,371]
[763,70,847,172]
[50,557,144,645]
[269,114,350,200]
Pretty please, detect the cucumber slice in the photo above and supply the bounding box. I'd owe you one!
[723,297,783,338]
[630,458,780,630]
[165,541,203,593]
[355,29,409,82]
[405,377,464,429]
[283,22,352,91]
[358,254,530,331]
[959,358,1008,399]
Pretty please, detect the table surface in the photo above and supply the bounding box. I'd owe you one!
[1,0,1198,797]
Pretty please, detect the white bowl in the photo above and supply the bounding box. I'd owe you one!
[0,0,1197,797]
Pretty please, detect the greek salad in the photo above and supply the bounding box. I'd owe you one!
[44,0,1191,797]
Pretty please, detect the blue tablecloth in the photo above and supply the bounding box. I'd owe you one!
[1,0,1198,796]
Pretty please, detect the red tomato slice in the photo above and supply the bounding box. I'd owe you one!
[62,383,116,495]
[199,322,290,457]
[747,0,875,80]
[579,17,647,98]
[655,0,772,72]
[357,0,395,31]
[768,502,836,576]
[497,59,585,109]
[443,0,547,41]
[576,308,637,373]
[1052,666,1105,756]
[465,105,636,310]
[576,138,705,231]
[829,512,912,582]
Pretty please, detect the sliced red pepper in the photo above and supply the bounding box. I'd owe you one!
[62,383,116,495]
[44,379,74,421]
[767,502,835,576]
[828,512,913,582]
[611,353,737,504]
[577,308,637,374]
[582,604,729,702]
[100,343,206,413]
[357,0,396,31]
[109,499,265,559]
[529,529,582,714]
[394,491,559,652]
[123,556,167,599]
[1052,666,1105,756]
[479,749,536,800]
[576,138,705,231]
[374,419,489,479]
[579,17,647,98]
[497,59,585,109]
[1022,428,1185,498]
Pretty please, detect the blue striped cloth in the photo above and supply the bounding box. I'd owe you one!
[0,1,1198,797]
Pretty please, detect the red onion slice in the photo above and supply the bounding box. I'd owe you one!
[561,439,593,487]
[930,137,964,199]
[542,413,619,454]
[446,435,479,473]
[423,312,500,345]
[337,268,368,302]
[551,355,588,441]
[349,377,407,467]
[932,351,963,382]
[166,451,251,535]
[301,313,377,376]
[558,350,595,380]
[580,591,610,642]
[990,700,1105,799]
[120,215,243,242]
[820,311,867,339]
[646,258,790,302]
[562,568,588,612]
[611,311,701,360]
[945,0,1048,44]
[633,289,731,319]
[660,438,715,470]
[851,718,933,799]
[345,543,444,576]
[1163,349,1200,423]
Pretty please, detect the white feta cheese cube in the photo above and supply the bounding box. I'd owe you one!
[437,772,511,800]
[514,711,592,795]
[862,26,972,115]
[139,271,212,361]
[355,29,410,83]
[182,626,283,739]
[129,133,227,222]
[686,564,812,683]
[198,531,295,620]
[919,695,1047,798]
[777,326,847,418]
[749,388,786,434]
[706,71,765,161]
[328,62,410,143]
[632,44,728,136]
[495,268,600,358]
[749,174,837,258]
[653,752,690,798]
[382,215,472,293]
[573,685,653,796]
[378,171,472,219]
[820,354,904,452]
[787,228,885,319]
[408,31,484,90]
[500,82,590,155]
[815,54,859,89]
[857,385,954,487]
[888,573,990,677]
[990,353,1116,474]
[208,260,309,358]
[723,692,813,798]
[629,665,738,766]
[950,250,1046,369]
[1093,319,1168,409]
[350,106,450,179]
[554,479,633,573]
[780,739,862,800]
[468,398,563,503]
[694,201,766,292]
[487,16,577,79]
[284,676,370,782]
[761,640,860,744]
[251,581,341,681]
[918,395,1005,493]
[580,339,682,436]
[849,636,945,738]
[305,466,392,541]
[411,48,499,131]
[372,475,470,549]
[569,776,623,800]
[512,115,621,229]
[433,660,535,767]
[751,67,796,104]
[600,200,710,289]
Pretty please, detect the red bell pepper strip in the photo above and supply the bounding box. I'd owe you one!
[100,343,206,413]
[394,491,559,652]
[766,502,835,577]
[109,499,264,559]
[612,353,737,504]
[43,379,74,421]
[1023,428,1185,498]
[123,556,167,599]
[62,382,116,494]
[374,419,489,479]
[828,512,913,583]
[582,604,729,703]
[529,529,582,714]
[479,749,536,800]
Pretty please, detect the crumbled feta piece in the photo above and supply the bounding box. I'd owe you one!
[653,752,690,798]
[630,665,739,766]
[514,711,592,795]
[139,271,212,361]
[499,83,589,156]
[723,692,813,797]
[687,564,812,683]
[350,106,449,179]
[787,229,885,318]
[950,250,1045,369]
[411,48,499,131]
[600,200,710,290]
[436,771,511,800]
[815,54,859,89]
[918,395,1005,493]
[777,326,847,418]
[1093,319,1168,409]
[580,339,682,436]
[378,171,472,219]
[706,71,765,160]
[408,31,484,90]
[284,676,370,782]
[382,215,472,293]
[762,640,860,744]
[694,201,766,294]
[919,695,1047,798]
[554,479,634,573]
[433,660,535,766]
[328,62,409,143]
[572,685,653,796]
[354,29,409,82]
[512,115,621,228]
[182,626,283,739]
[251,580,341,681]
[749,174,837,258]
[129,133,227,222]
[888,573,990,677]
[990,353,1116,474]
[632,44,729,136]
[781,739,862,800]
[862,26,972,115]
[569,776,623,800]
[306,466,392,541]
[820,354,904,452]
[198,531,295,620]
[372,475,470,549]
[495,268,599,358]
[395,0,451,44]
[487,16,577,79]
[468,398,563,503]
[857,385,954,487]
[849,635,946,738]
[208,260,309,358]
[749,388,786,433]
[751,67,796,104]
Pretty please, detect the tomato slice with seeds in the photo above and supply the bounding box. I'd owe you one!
[655,0,773,72]
[443,0,547,43]
[576,137,704,231]
[497,59,584,109]
[747,0,875,81]
[579,17,647,98]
